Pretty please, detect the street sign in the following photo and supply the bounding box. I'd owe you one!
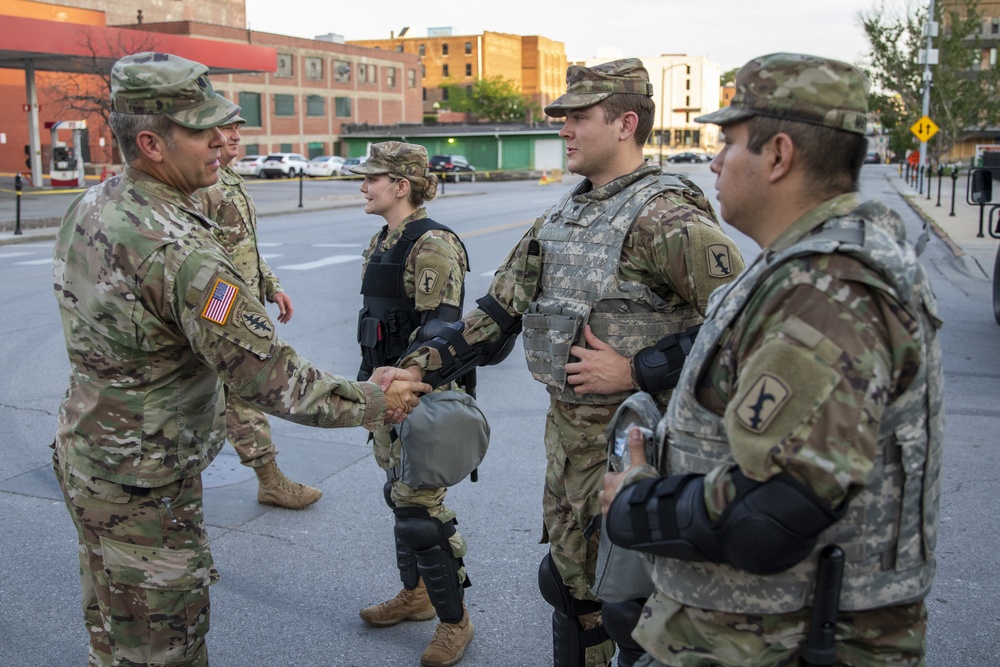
[911,116,939,143]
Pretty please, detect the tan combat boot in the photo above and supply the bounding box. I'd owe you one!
[255,460,322,509]
[420,607,474,667]
[359,579,436,627]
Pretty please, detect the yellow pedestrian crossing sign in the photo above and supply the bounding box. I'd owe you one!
[911,116,939,143]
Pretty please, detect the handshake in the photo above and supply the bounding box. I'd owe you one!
[369,366,431,425]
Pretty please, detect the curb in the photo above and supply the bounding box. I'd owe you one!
[885,174,964,258]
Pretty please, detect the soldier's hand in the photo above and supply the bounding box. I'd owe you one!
[272,292,294,324]
[566,325,637,395]
[600,427,649,515]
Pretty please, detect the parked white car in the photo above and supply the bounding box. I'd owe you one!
[306,155,346,178]
[232,155,266,178]
[259,152,310,179]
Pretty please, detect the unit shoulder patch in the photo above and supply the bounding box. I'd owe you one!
[706,243,734,278]
[735,372,791,434]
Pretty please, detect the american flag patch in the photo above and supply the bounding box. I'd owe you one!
[201,278,239,325]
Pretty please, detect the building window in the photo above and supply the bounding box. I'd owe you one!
[335,97,352,117]
[243,143,259,156]
[442,43,449,56]
[443,64,449,77]
[274,94,295,116]
[408,69,416,88]
[422,87,427,101]
[686,65,691,74]
[396,45,404,52]
[334,60,351,83]
[442,87,450,101]
[685,79,690,90]
[387,67,397,88]
[306,95,325,116]
[276,54,293,78]
[305,57,323,80]
[419,44,426,56]
[685,95,690,107]
[465,63,472,77]
[280,143,292,153]
[359,63,377,84]
[993,17,999,34]
[465,41,472,55]
[238,92,261,126]
[421,64,426,77]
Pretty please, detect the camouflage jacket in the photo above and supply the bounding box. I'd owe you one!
[643,194,943,618]
[52,166,386,487]
[402,163,744,401]
[200,165,282,303]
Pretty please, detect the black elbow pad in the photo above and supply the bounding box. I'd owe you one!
[633,325,700,394]
[606,470,847,575]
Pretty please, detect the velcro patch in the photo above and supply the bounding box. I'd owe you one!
[201,278,239,325]
[706,244,734,278]
[417,268,439,294]
[233,299,274,338]
[735,373,791,434]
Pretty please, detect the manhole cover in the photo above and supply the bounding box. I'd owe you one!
[202,450,255,488]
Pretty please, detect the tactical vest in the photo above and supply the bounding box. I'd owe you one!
[521,173,705,405]
[658,205,944,613]
[358,217,467,381]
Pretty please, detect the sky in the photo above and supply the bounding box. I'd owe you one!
[244,0,883,72]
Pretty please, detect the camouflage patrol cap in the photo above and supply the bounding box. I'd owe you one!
[350,141,429,178]
[695,52,869,135]
[110,52,241,130]
[544,58,654,118]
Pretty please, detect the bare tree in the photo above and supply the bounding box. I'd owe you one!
[45,27,161,162]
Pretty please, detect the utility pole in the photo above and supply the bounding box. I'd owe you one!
[919,0,936,172]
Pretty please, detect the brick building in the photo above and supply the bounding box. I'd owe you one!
[348,30,567,116]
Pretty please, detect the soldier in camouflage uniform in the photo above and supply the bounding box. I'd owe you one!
[200,115,323,509]
[600,53,944,666]
[51,52,428,667]
[399,60,745,667]
[350,142,475,667]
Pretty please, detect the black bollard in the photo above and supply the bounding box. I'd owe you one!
[950,168,958,217]
[298,171,304,208]
[14,173,23,235]
[927,166,933,201]
[918,166,924,195]
[936,165,943,207]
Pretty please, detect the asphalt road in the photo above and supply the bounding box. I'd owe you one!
[0,167,996,665]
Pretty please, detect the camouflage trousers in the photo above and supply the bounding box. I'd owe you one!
[633,588,927,667]
[225,393,276,467]
[541,399,618,667]
[373,426,468,585]
[53,449,218,667]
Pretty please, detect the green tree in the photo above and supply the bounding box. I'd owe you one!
[860,0,1000,161]
[720,67,740,86]
[444,76,540,123]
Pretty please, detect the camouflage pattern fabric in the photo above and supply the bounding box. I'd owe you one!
[111,52,240,130]
[630,194,942,665]
[363,207,470,582]
[52,165,388,664]
[54,448,216,667]
[545,58,654,117]
[201,165,283,466]
[695,52,869,135]
[352,141,431,179]
[401,163,744,667]
[521,169,737,406]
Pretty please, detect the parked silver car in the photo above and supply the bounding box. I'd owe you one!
[306,155,346,177]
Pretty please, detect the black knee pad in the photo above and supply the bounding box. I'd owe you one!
[602,599,646,667]
[382,480,395,509]
[392,522,419,589]
[538,553,608,667]
[395,508,466,623]
[537,553,601,616]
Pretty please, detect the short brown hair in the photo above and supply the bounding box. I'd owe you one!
[744,116,867,197]
[598,93,655,148]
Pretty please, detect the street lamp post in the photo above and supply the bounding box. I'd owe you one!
[658,62,686,167]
